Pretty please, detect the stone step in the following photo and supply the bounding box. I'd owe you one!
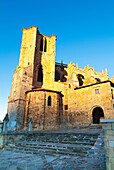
[15,138,97,145]
[17,134,97,146]
[5,142,91,156]
[14,141,92,149]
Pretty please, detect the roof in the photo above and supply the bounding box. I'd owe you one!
[25,88,64,97]
[74,80,114,90]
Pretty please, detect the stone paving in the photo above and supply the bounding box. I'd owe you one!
[0,133,106,170]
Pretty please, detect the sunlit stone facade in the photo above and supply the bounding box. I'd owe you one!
[7,26,114,130]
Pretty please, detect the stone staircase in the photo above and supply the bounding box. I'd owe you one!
[4,129,101,157]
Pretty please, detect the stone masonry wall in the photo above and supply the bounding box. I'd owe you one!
[101,119,114,170]
[24,90,63,130]
[7,27,38,129]
[67,82,114,127]
[19,26,37,68]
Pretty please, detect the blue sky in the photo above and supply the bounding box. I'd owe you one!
[0,0,114,120]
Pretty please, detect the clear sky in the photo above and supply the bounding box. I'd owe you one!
[0,0,114,121]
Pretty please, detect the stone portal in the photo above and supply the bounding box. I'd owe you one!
[92,107,104,124]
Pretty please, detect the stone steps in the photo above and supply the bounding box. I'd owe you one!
[5,142,91,156]
[4,130,100,156]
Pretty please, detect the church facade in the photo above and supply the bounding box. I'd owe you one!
[7,26,114,130]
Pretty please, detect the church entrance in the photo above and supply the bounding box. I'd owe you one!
[92,107,104,124]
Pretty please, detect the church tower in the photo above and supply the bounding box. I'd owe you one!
[7,26,56,129]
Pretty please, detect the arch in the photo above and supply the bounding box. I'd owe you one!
[40,37,43,51]
[95,78,101,83]
[77,74,84,86]
[48,96,51,106]
[92,107,104,124]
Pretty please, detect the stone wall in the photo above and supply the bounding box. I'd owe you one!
[19,26,37,68]
[7,65,34,129]
[24,89,63,130]
[101,119,114,170]
[7,27,38,129]
[67,81,114,127]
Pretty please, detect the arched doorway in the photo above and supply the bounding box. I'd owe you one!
[92,107,104,124]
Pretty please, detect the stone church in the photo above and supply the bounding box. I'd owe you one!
[7,26,114,130]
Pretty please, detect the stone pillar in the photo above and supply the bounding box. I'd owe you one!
[101,119,114,170]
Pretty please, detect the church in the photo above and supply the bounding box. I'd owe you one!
[7,26,114,130]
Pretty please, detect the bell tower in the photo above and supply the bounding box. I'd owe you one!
[7,26,56,129]
[33,33,56,89]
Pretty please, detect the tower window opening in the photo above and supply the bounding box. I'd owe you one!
[48,96,51,106]
[44,38,47,52]
[40,37,43,51]
[111,89,114,99]
[37,65,43,82]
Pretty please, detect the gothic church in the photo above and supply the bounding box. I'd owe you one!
[7,26,114,130]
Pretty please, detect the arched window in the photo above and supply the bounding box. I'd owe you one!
[37,65,43,82]
[44,38,47,52]
[95,78,101,83]
[77,74,84,86]
[48,96,51,106]
[40,37,43,51]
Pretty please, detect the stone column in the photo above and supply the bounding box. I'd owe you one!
[101,119,114,170]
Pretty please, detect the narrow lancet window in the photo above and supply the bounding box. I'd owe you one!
[48,96,51,106]
[38,65,43,82]
[40,37,43,51]
[44,38,47,52]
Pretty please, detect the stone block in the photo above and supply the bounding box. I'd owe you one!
[108,141,114,148]
[102,123,112,130]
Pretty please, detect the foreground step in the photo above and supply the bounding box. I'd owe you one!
[5,142,92,156]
